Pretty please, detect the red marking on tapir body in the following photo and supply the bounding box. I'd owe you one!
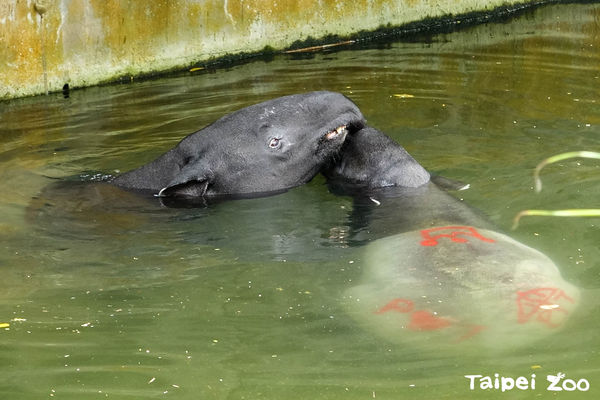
[375,298,414,314]
[408,310,452,331]
[375,299,452,331]
[454,325,487,342]
[420,226,495,247]
[516,288,575,328]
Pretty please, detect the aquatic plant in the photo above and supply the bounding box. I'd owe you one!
[512,151,600,229]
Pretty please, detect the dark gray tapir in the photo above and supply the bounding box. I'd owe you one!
[111,91,365,199]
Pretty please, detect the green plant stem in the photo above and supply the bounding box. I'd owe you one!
[512,209,600,229]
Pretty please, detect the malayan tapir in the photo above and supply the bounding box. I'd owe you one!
[324,126,579,353]
[112,91,365,200]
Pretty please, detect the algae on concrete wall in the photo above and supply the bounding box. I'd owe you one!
[1,0,541,100]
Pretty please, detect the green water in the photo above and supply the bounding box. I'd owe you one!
[1,3,599,399]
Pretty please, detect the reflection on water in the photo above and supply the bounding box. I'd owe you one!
[1,3,599,399]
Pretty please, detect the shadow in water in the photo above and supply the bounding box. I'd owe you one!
[26,177,354,264]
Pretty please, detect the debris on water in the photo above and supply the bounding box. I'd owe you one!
[284,40,355,54]
[79,172,114,182]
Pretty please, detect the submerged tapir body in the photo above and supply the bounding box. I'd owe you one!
[325,126,579,352]
[112,91,365,199]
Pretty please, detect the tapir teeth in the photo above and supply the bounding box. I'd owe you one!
[325,125,348,140]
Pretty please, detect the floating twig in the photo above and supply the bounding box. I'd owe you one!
[284,40,356,54]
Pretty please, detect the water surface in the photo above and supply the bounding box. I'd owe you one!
[1,4,599,399]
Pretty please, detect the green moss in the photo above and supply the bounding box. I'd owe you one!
[261,45,277,55]
[15,0,579,100]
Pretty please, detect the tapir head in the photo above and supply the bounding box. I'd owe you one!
[112,91,365,199]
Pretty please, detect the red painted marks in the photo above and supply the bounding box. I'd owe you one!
[374,298,414,314]
[408,310,452,331]
[375,298,488,342]
[420,226,495,247]
[375,298,452,331]
[516,288,575,328]
[454,325,487,343]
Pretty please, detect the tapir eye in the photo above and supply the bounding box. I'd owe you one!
[268,137,281,149]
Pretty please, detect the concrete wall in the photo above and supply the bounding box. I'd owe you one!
[1,0,545,100]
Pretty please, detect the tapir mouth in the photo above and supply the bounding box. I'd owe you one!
[322,117,364,144]
[325,125,348,141]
